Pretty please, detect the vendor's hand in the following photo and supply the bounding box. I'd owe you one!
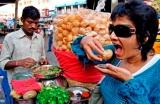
[81,34,104,61]
[38,57,48,65]
[95,64,132,81]
[17,57,36,68]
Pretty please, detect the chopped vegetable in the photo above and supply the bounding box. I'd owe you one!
[81,91,90,98]
[37,85,70,104]
[33,66,62,79]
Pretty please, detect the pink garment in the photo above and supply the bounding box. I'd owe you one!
[11,78,41,95]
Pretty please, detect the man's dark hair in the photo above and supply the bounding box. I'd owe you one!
[22,6,40,20]
[111,0,159,61]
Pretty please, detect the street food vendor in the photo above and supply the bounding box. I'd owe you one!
[0,6,47,82]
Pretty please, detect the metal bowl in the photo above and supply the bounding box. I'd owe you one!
[12,71,33,80]
[32,65,62,80]
[14,98,35,104]
[67,86,91,104]
[39,76,68,88]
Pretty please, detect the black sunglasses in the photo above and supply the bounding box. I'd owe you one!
[109,24,136,38]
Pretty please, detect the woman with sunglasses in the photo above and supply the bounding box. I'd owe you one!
[71,0,160,103]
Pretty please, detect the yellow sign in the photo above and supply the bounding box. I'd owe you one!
[153,34,160,54]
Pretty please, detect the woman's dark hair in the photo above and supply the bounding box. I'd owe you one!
[111,0,159,61]
[22,6,40,20]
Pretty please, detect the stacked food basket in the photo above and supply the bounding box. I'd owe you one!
[52,8,112,88]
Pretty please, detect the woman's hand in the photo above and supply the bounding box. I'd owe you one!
[95,63,132,81]
[80,34,104,61]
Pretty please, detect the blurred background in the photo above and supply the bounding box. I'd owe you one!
[0,0,86,35]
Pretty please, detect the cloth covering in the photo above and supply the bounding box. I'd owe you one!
[11,78,41,95]
[53,48,103,83]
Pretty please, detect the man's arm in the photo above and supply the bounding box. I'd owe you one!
[5,58,36,70]
[0,36,14,69]
[0,35,36,70]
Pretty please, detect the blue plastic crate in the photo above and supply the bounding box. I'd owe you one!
[0,68,14,104]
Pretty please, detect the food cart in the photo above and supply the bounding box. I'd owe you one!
[9,65,91,104]
[0,69,14,104]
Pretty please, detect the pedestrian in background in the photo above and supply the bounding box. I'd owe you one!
[47,21,53,52]
[35,25,45,38]
[0,6,47,82]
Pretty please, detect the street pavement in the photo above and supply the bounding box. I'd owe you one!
[44,35,59,66]
[0,35,4,44]
[0,35,59,66]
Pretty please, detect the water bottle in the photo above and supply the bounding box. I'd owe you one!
[0,76,5,104]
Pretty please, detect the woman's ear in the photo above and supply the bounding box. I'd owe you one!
[144,31,150,43]
[142,36,148,46]
[144,36,149,42]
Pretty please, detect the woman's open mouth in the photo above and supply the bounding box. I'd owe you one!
[113,44,123,57]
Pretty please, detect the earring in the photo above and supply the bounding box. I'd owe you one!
[139,46,143,50]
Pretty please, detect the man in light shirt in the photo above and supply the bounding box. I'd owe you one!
[0,6,47,81]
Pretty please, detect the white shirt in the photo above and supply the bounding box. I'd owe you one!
[0,28,46,81]
[132,54,160,77]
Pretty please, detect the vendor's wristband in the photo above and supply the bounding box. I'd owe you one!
[15,61,17,66]
[15,61,19,66]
